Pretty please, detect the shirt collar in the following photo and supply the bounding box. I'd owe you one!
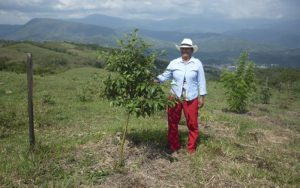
[179,56,195,64]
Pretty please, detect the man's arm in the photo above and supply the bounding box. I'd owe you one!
[155,62,173,83]
[197,62,207,108]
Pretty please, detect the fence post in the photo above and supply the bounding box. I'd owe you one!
[27,53,35,149]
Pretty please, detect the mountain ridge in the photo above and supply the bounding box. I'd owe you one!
[0,16,299,68]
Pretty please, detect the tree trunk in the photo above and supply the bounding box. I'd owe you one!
[118,112,130,167]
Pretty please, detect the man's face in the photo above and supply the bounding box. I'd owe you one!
[180,48,193,59]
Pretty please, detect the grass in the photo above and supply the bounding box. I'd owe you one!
[0,41,104,74]
[0,66,299,187]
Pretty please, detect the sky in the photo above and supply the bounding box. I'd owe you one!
[0,0,299,24]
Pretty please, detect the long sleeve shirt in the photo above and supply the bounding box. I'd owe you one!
[157,56,207,101]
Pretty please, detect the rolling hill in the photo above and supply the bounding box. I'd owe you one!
[1,18,117,46]
[0,41,107,74]
[0,18,286,52]
[224,29,300,48]
[0,16,299,68]
[70,14,300,33]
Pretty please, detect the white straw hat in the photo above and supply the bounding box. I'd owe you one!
[175,38,198,52]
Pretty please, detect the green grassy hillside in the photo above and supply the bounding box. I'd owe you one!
[0,41,108,74]
[0,67,299,187]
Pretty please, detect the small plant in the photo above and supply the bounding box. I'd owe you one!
[221,51,256,113]
[102,29,174,166]
[260,77,272,104]
[77,73,103,102]
[42,93,56,105]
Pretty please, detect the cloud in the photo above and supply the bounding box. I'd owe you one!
[0,10,30,24]
[0,0,299,24]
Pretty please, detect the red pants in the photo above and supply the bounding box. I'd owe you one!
[167,97,199,153]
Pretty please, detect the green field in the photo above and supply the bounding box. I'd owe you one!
[0,41,108,74]
[0,41,300,187]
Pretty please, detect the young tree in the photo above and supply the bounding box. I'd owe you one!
[221,51,256,113]
[260,77,272,104]
[102,29,174,166]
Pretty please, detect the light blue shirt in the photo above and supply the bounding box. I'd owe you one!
[157,56,207,101]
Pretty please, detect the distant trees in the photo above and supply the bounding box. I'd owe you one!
[0,58,26,73]
[221,51,257,113]
[260,77,272,104]
[255,67,299,88]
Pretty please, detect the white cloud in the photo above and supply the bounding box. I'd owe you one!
[0,10,30,24]
[0,0,299,24]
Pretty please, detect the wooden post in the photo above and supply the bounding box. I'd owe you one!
[27,53,35,149]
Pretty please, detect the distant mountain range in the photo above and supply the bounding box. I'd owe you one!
[0,18,116,45]
[70,14,300,34]
[70,14,300,48]
[0,14,299,68]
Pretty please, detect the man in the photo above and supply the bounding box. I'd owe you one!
[155,38,207,154]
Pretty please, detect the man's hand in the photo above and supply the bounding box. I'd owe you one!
[198,96,204,109]
[153,78,160,84]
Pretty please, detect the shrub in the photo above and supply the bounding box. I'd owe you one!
[94,59,106,68]
[0,60,26,73]
[221,51,257,113]
[0,56,10,70]
[260,77,272,104]
[102,29,174,166]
